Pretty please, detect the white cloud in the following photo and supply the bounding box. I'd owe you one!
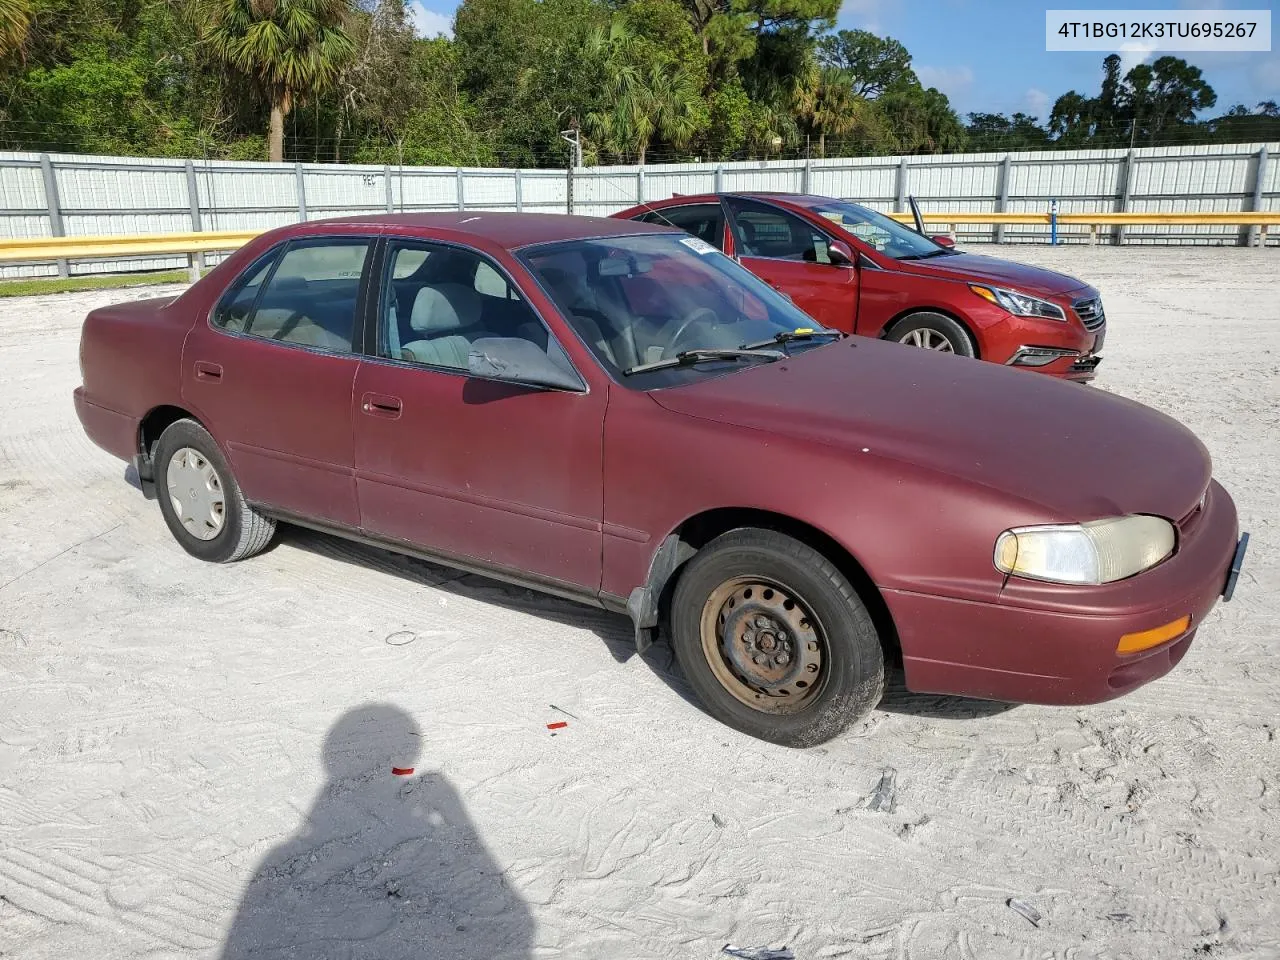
[409,2,453,39]
[1024,87,1050,119]
[837,0,886,32]
[1117,41,1156,76]
[915,64,975,97]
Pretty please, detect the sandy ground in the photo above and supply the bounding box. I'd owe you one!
[1,246,1278,959]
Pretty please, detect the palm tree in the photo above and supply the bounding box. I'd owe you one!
[586,21,703,165]
[794,66,870,157]
[0,0,32,59]
[204,0,355,162]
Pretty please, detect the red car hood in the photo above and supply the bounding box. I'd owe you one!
[649,338,1209,523]
[896,252,1090,298]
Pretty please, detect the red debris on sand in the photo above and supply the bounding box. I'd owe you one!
[546,721,568,730]
[392,767,414,776]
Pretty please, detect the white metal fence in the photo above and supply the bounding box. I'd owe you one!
[1,141,1275,278]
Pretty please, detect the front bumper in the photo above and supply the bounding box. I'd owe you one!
[885,480,1241,705]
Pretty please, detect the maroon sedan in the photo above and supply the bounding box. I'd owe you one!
[613,193,1107,381]
[74,214,1247,746]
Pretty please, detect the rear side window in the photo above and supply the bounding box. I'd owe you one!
[636,204,725,249]
[212,254,276,331]
[213,239,371,353]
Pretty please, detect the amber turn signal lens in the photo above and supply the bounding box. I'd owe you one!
[1116,615,1190,654]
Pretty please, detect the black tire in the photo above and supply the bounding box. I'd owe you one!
[887,311,976,358]
[153,419,276,563]
[669,529,884,747]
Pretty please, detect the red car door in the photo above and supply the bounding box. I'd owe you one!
[724,197,858,333]
[182,235,371,527]
[351,239,606,592]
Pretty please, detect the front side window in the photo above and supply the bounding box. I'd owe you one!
[636,204,725,250]
[727,199,834,263]
[213,239,370,353]
[521,233,835,389]
[807,200,951,260]
[378,241,569,374]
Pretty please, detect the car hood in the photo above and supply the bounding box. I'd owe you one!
[896,252,1089,298]
[649,338,1209,523]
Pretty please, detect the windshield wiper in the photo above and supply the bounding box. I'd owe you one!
[739,329,844,351]
[622,348,783,376]
[899,249,952,261]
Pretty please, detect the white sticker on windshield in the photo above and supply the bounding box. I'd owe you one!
[680,236,717,255]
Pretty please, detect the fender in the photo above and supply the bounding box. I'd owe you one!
[625,533,697,653]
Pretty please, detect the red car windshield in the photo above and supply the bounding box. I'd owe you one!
[807,200,950,260]
[520,233,834,386]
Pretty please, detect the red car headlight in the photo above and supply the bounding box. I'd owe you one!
[994,516,1176,585]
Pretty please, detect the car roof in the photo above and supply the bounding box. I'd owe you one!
[634,192,843,210]
[296,211,680,249]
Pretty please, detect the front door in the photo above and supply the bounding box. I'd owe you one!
[724,197,859,333]
[352,239,606,592]
[182,235,373,527]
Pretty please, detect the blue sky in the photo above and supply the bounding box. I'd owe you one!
[407,0,1279,121]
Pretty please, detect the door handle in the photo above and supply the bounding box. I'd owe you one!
[361,392,402,419]
[194,361,222,381]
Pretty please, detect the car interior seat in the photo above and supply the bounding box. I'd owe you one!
[400,284,481,368]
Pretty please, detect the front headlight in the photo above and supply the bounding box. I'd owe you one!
[970,284,1066,321]
[994,516,1175,585]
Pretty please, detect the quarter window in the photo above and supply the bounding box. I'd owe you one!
[213,239,370,353]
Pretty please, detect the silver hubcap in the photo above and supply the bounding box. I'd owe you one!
[900,328,954,352]
[166,447,225,541]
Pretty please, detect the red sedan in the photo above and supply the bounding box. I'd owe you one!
[74,213,1246,746]
[613,193,1106,381]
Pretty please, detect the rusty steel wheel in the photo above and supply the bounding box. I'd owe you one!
[670,528,884,747]
[699,577,828,713]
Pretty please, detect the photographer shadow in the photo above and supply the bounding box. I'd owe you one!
[220,704,533,960]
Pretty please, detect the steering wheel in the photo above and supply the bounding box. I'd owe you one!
[663,307,722,358]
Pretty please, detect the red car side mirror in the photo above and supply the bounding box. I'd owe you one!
[828,240,855,266]
[930,235,956,249]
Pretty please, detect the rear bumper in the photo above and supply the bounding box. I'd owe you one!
[885,480,1241,705]
[74,388,137,462]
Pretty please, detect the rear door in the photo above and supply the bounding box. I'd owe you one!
[181,235,373,527]
[723,197,858,333]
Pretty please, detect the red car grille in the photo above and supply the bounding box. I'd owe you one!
[1073,296,1106,331]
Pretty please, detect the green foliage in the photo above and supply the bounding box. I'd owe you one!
[204,0,355,160]
[0,3,1260,167]
[817,29,912,98]
[1048,53,1219,147]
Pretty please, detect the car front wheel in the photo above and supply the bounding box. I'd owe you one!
[888,311,976,357]
[669,529,885,747]
[153,419,276,563]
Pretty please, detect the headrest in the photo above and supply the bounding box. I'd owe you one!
[410,283,480,333]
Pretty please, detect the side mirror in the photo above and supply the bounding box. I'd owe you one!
[828,240,855,266]
[930,235,956,249]
[468,338,584,392]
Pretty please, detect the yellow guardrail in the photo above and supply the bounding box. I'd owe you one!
[0,210,1276,273]
[0,230,258,262]
[887,210,1280,244]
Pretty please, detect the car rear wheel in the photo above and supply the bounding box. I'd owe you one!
[153,419,276,563]
[669,529,885,747]
[888,312,975,358]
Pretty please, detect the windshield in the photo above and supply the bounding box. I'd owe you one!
[519,233,835,388]
[808,200,949,260]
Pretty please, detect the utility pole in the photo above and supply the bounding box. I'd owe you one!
[561,126,582,215]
